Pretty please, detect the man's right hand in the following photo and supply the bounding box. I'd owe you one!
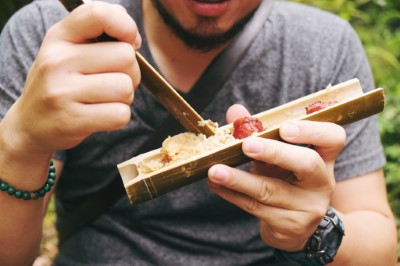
[2,2,141,156]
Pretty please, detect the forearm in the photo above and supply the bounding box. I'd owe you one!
[0,120,53,265]
[332,210,397,266]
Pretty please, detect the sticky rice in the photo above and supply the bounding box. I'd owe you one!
[137,121,237,173]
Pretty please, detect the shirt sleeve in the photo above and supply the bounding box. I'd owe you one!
[329,22,386,181]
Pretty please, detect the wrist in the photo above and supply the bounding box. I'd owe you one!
[0,109,53,158]
[0,124,54,191]
[1,100,56,156]
[274,206,345,266]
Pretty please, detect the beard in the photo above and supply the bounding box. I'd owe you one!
[150,0,256,52]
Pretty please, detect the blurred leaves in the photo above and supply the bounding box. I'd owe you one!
[295,0,400,257]
[294,0,400,216]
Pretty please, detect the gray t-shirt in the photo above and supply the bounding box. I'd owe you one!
[0,0,385,265]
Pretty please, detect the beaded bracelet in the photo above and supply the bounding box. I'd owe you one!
[0,160,56,200]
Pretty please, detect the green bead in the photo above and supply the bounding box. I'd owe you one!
[0,160,56,200]
[7,186,15,195]
[48,172,56,180]
[44,184,51,192]
[38,189,45,197]
[22,192,31,200]
[15,190,22,199]
[33,192,40,200]
[0,182,8,191]
[47,178,55,186]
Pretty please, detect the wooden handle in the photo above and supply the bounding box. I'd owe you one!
[118,79,385,205]
[135,53,215,136]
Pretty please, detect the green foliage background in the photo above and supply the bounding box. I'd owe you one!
[292,1,400,256]
[292,0,400,214]
[1,0,400,258]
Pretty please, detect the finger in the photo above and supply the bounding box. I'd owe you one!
[208,164,327,210]
[279,120,346,162]
[68,42,138,76]
[68,102,132,134]
[69,73,134,104]
[242,137,333,189]
[226,104,251,123]
[251,161,291,180]
[208,178,324,251]
[208,180,323,249]
[36,41,140,84]
[208,169,326,251]
[54,2,139,45]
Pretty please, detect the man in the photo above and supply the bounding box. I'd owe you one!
[0,0,397,265]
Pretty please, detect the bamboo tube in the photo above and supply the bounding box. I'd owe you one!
[118,79,385,205]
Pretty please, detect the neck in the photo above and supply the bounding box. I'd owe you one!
[142,1,226,93]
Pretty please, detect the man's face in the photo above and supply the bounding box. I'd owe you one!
[150,0,262,51]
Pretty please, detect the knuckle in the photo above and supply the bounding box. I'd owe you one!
[115,74,133,98]
[257,179,273,203]
[289,213,322,240]
[117,44,136,67]
[112,105,131,128]
[287,218,308,237]
[86,3,107,25]
[270,141,283,166]
[42,87,66,108]
[300,150,322,175]
[269,229,290,243]
[36,51,65,74]
[245,198,259,212]
[260,221,307,251]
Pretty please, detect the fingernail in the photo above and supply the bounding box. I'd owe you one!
[242,138,263,154]
[209,165,230,183]
[280,123,300,138]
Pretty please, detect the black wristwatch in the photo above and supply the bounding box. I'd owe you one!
[274,206,345,266]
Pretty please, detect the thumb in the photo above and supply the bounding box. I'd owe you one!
[226,104,251,124]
